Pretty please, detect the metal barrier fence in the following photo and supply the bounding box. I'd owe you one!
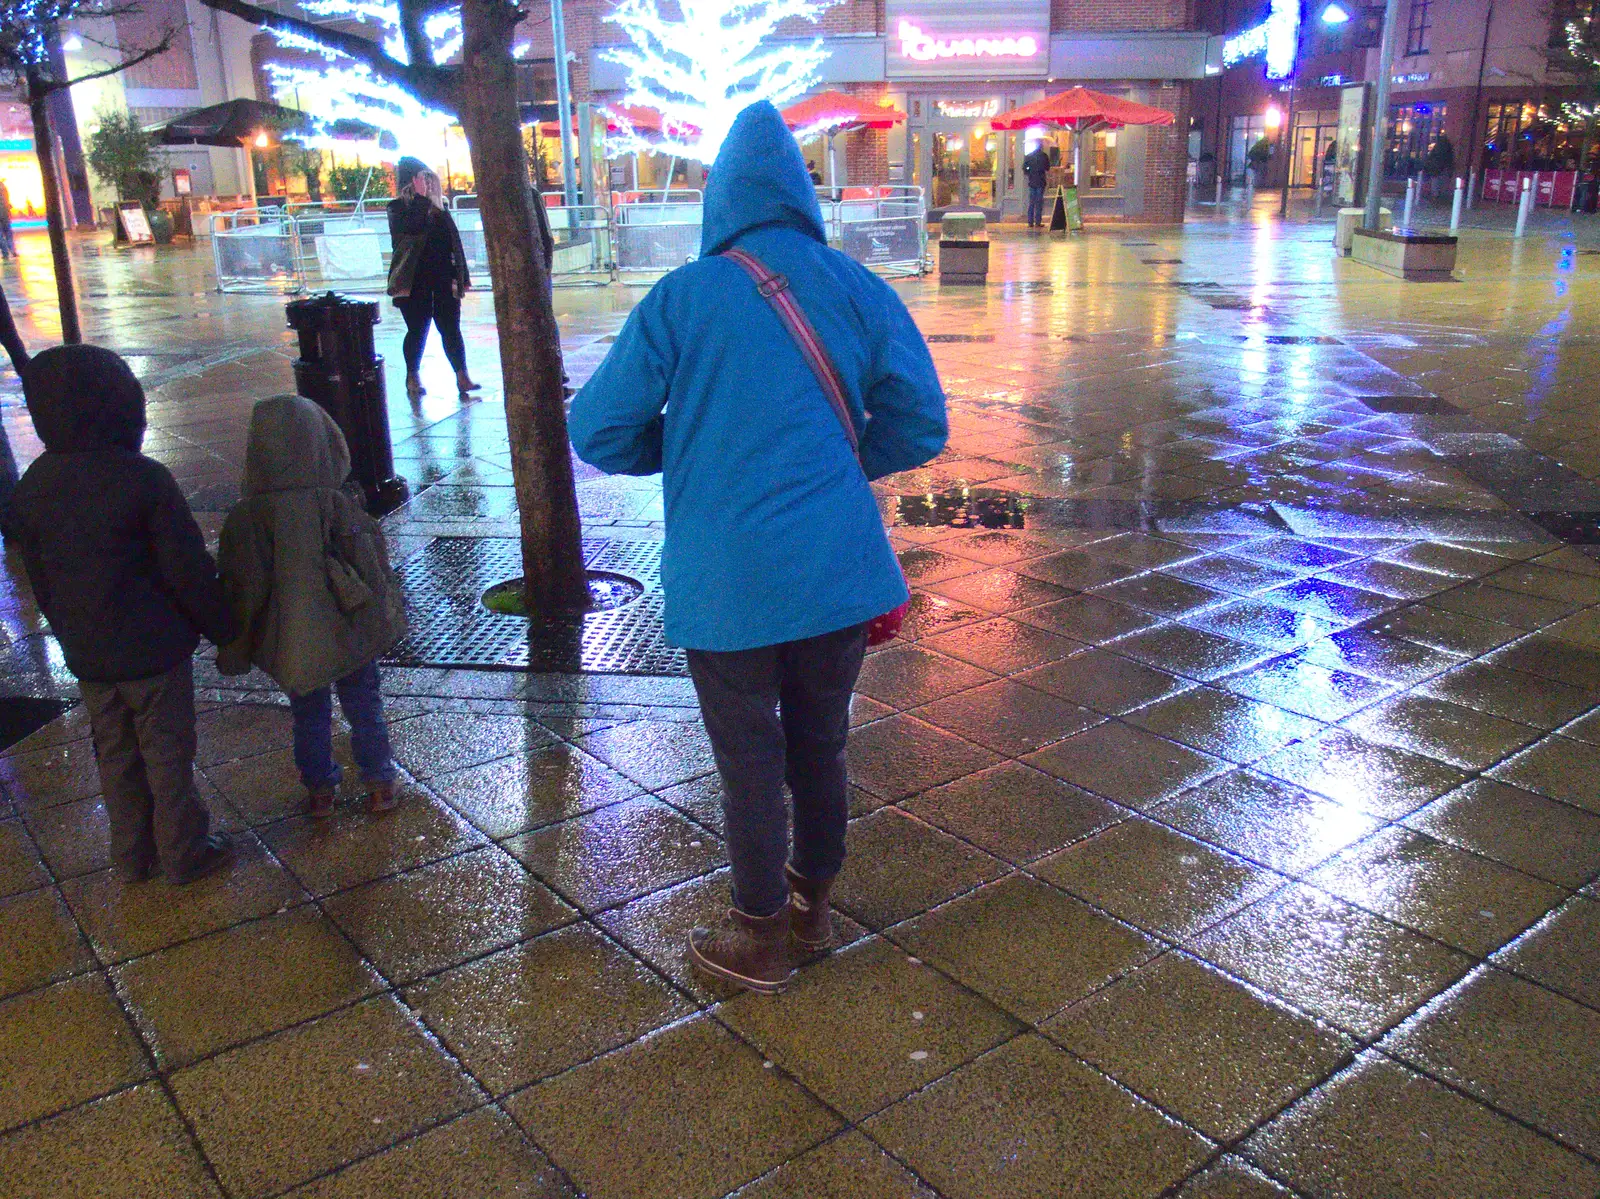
[213,186,928,293]
[613,190,706,280]
[211,208,304,293]
[824,186,927,278]
[451,197,613,286]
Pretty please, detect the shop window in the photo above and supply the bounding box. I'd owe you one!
[1092,131,1116,189]
[1384,101,1446,179]
[1404,0,1431,56]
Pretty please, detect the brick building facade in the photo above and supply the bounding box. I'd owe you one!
[1194,0,1600,200]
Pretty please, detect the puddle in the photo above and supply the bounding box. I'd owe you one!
[1523,512,1600,544]
[891,488,1027,529]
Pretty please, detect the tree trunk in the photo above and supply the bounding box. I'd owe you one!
[26,74,81,344]
[456,0,589,614]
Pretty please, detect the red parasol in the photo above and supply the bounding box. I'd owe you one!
[989,87,1175,132]
[781,91,907,134]
[537,105,696,139]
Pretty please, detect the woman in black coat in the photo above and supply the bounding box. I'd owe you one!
[387,157,477,399]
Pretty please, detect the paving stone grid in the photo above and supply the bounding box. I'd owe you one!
[2,201,1600,1197]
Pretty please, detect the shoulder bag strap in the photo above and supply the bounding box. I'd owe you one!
[720,246,860,460]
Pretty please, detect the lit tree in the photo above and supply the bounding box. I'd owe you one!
[603,0,837,162]
[199,0,590,614]
[1551,7,1600,180]
[0,2,173,342]
[265,0,460,154]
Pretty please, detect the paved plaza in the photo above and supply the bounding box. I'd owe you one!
[3,198,1600,1197]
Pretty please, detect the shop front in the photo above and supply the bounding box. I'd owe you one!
[882,0,1164,220]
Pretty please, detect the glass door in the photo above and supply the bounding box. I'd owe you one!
[968,129,997,208]
[931,132,964,208]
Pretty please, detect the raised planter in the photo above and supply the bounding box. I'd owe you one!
[938,239,989,285]
[1351,227,1458,281]
[1334,207,1392,254]
[940,209,987,241]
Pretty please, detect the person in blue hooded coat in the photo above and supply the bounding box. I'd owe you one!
[570,100,947,994]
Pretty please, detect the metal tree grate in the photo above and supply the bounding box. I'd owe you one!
[386,536,687,676]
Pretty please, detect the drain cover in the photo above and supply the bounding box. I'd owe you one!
[1522,512,1600,545]
[0,697,75,752]
[1141,258,1182,265]
[1359,395,1463,414]
[388,536,686,676]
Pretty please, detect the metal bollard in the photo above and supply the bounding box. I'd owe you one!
[1467,170,1478,210]
[1215,175,1223,205]
[1450,176,1463,235]
[1515,178,1533,238]
[1401,178,1416,229]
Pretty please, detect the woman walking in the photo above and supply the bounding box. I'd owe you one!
[386,157,478,399]
[570,101,947,994]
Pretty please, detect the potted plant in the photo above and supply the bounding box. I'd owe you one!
[86,108,165,243]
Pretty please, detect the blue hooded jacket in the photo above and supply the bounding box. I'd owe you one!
[569,101,948,651]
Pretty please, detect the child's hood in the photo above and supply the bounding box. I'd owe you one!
[23,344,146,453]
[242,394,350,495]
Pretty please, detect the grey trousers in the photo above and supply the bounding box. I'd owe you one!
[686,623,868,918]
[79,657,211,879]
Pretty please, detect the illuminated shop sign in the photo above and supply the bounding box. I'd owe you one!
[897,21,1039,62]
[1221,0,1301,80]
[885,0,1050,80]
[935,98,1000,119]
[1392,72,1431,83]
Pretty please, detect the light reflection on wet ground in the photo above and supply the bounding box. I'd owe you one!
[1,205,1600,1196]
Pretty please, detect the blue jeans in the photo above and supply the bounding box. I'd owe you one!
[289,661,395,790]
[1027,186,1046,226]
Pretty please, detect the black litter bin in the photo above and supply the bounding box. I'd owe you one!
[285,293,408,514]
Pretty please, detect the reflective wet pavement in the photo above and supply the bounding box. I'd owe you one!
[4,207,1600,1196]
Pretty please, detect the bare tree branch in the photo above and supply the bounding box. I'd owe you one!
[195,0,457,106]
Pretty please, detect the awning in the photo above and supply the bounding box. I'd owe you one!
[151,99,311,147]
[990,88,1175,133]
[782,91,907,135]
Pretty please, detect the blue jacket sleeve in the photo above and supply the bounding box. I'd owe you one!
[857,281,948,482]
[569,297,673,476]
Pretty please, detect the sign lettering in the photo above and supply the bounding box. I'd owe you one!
[897,20,1038,62]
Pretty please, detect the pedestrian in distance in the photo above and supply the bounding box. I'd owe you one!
[0,181,16,260]
[4,346,236,884]
[807,159,822,185]
[1023,139,1051,228]
[217,395,408,818]
[387,157,478,400]
[571,100,948,994]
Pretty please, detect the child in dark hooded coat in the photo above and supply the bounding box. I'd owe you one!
[5,345,236,884]
[217,395,408,816]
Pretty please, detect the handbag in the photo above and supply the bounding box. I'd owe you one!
[720,246,909,646]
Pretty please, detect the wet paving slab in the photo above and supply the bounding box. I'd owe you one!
[2,217,1600,1195]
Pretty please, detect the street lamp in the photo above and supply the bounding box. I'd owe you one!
[1320,3,1350,23]
[1264,105,1283,130]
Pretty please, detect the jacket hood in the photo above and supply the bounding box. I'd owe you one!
[700,101,827,257]
[242,394,351,495]
[24,344,146,453]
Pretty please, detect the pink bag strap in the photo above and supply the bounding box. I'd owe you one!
[720,246,860,460]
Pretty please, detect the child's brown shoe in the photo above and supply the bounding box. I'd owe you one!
[303,787,336,819]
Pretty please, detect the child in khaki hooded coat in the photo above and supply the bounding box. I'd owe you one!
[218,395,408,815]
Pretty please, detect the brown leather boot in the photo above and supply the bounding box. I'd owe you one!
[366,781,399,814]
[688,906,792,993]
[786,863,837,953]
[303,787,336,819]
